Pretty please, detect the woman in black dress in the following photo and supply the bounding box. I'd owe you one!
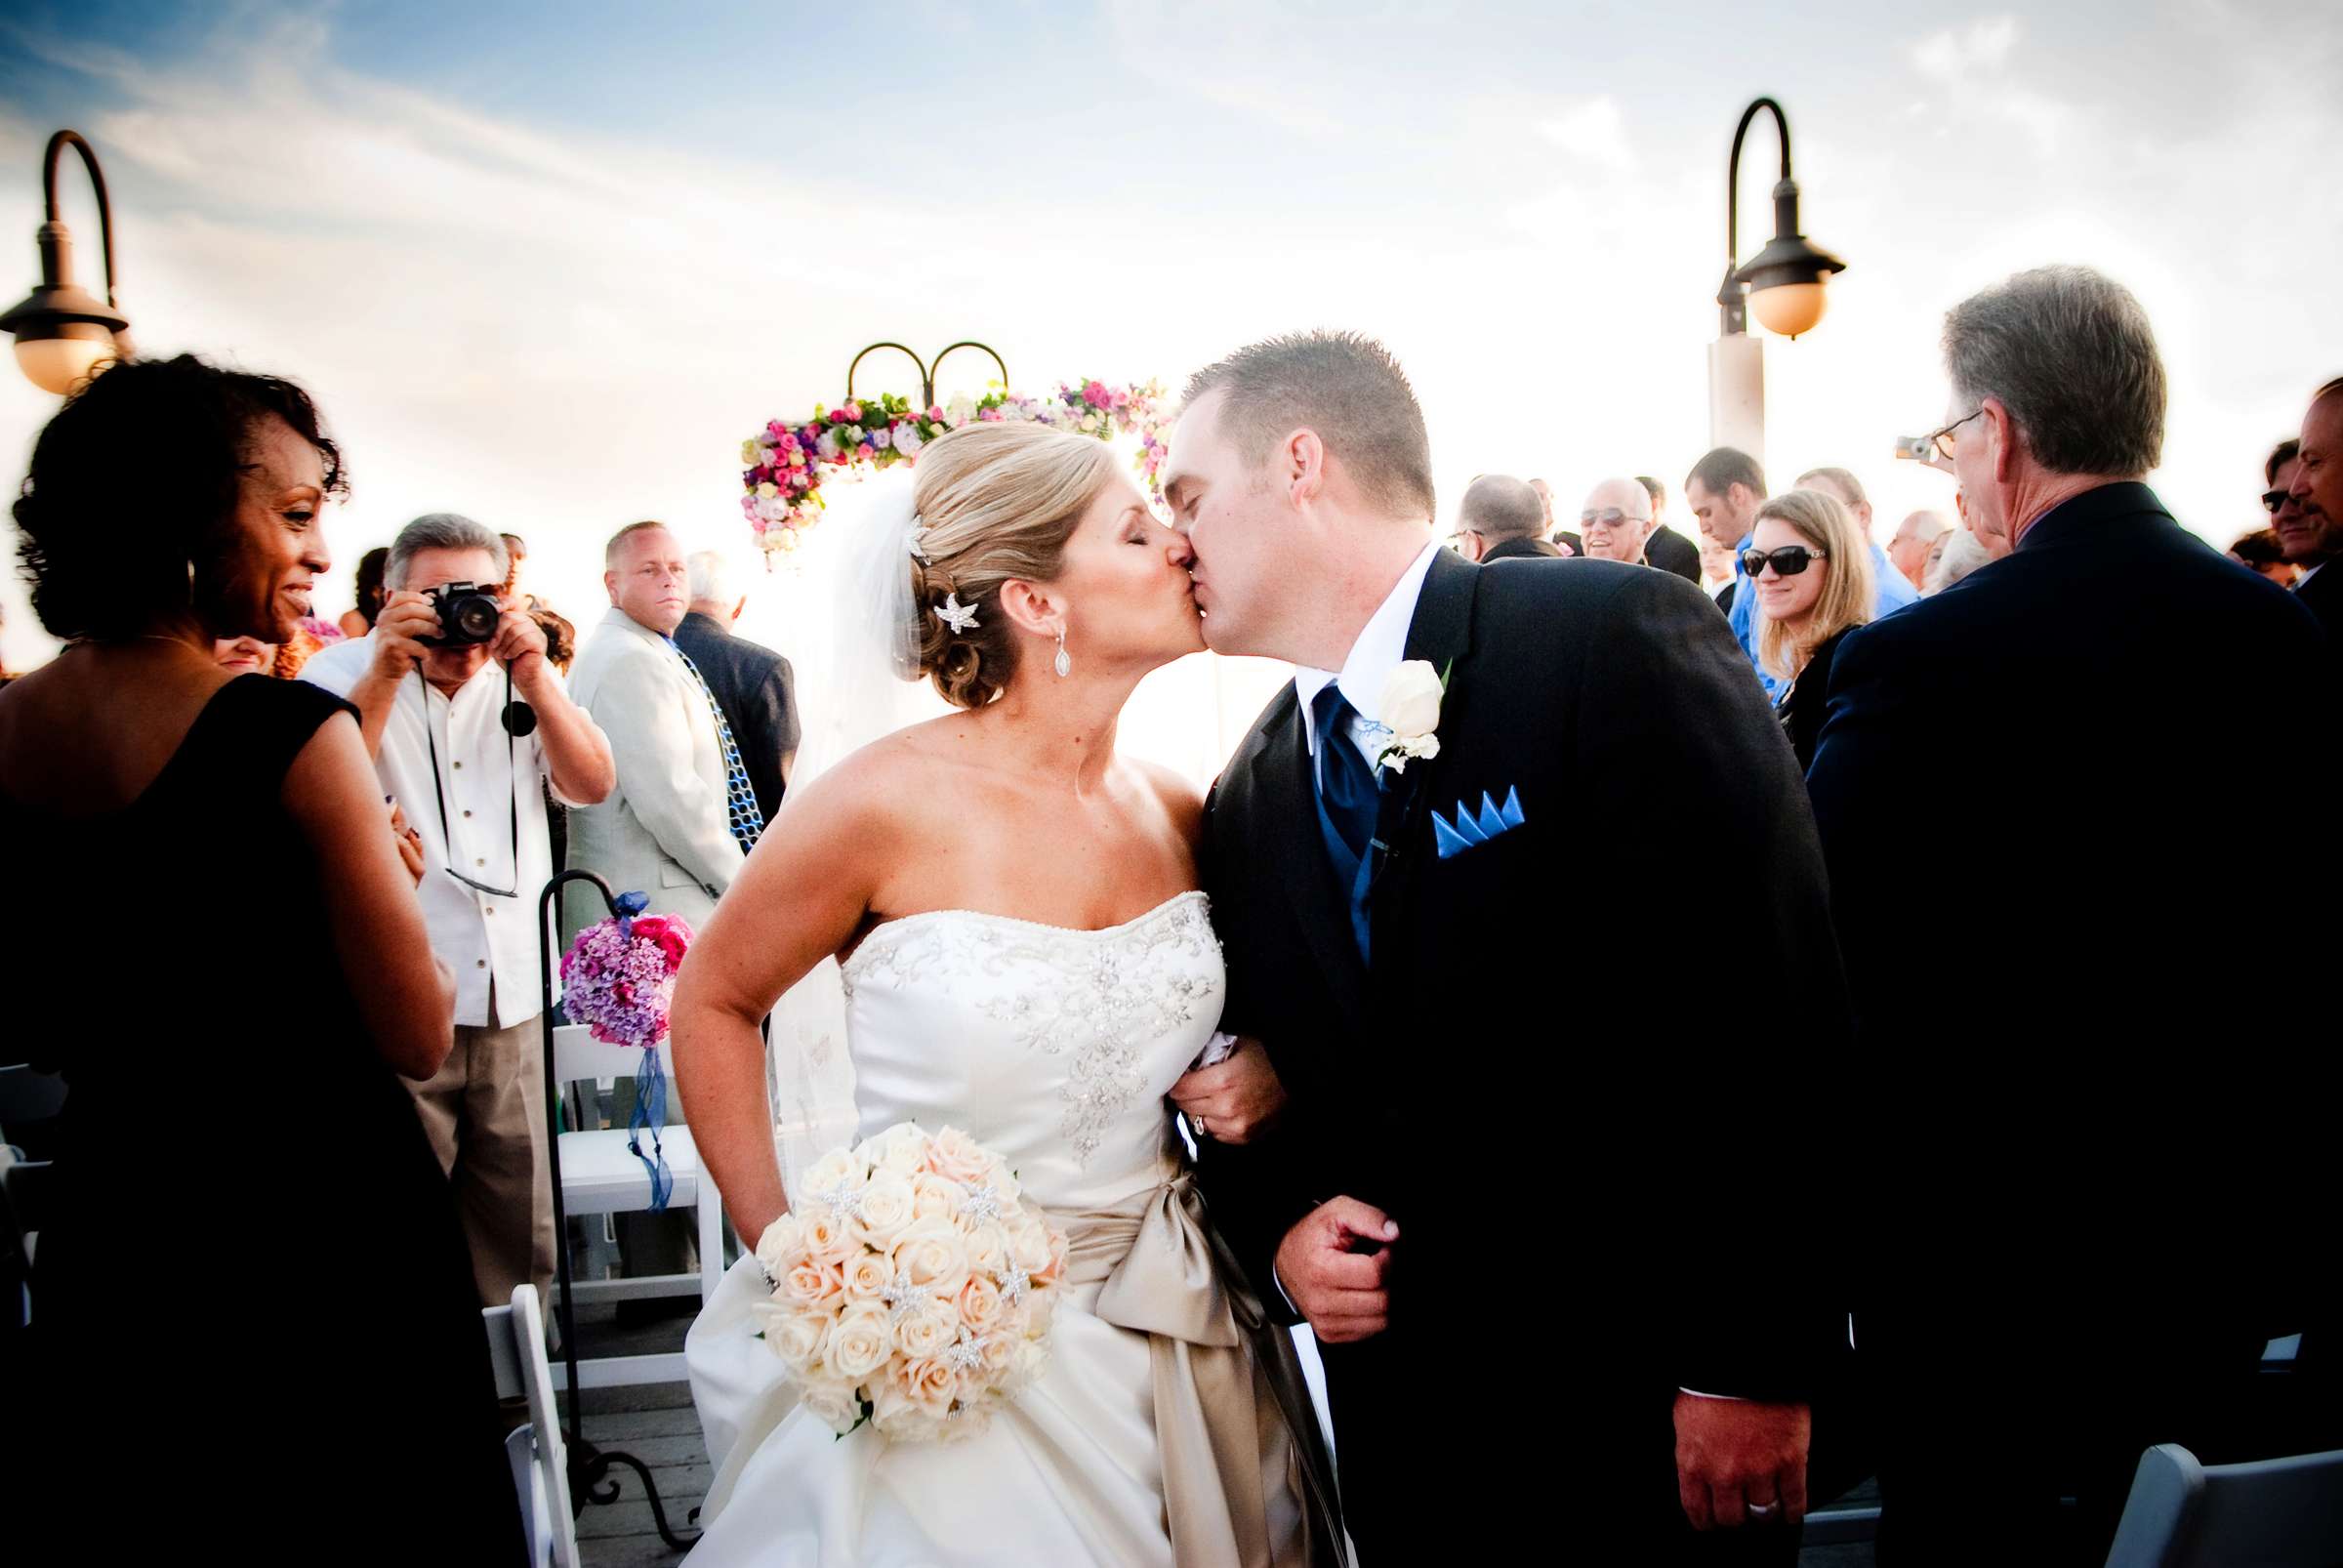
[1747,486,1878,772]
[0,356,520,1559]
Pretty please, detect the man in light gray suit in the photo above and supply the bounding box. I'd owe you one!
[562,520,753,942]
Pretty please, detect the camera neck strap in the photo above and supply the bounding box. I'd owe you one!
[414,660,520,900]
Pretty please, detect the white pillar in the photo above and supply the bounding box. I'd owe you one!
[1706,332,1765,464]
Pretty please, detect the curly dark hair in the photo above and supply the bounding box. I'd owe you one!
[14,353,349,642]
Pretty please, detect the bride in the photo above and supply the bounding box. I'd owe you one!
[671,420,1341,1565]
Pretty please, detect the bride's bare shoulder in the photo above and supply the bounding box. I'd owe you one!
[780,716,971,830]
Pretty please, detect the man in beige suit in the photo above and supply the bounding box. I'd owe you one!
[562,520,752,941]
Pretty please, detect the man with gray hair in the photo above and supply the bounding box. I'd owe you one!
[303,512,614,1308]
[1807,267,2335,1564]
[673,549,801,822]
[1577,475,1655,564]
[1884,509,1952,592]
[1452,474,1559,562]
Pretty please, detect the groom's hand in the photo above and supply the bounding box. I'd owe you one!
[1672,1392,1811,1531]
[1168,1037,1288,1144]
[1274,1198,1397,1344]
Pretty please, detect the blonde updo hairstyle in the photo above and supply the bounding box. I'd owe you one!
[908,421,1119,709]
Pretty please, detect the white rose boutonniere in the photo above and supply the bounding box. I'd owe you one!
[1369,658,1450,774]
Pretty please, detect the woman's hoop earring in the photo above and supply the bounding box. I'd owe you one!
[1053,628,1071,679]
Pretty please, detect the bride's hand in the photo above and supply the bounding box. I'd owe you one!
[1168,1037,1286,1145]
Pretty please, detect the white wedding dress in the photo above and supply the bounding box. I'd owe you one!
[684,890,1315,1566]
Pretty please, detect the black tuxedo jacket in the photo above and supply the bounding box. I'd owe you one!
[1807,482,2335,1300]
[1644,523,1704,585]
[2295,556,2343,646]
[671,611,801,823]
[1201,549,1849,1420]
[1477,534,1559,562]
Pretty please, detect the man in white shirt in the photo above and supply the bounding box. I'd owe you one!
[561,521,753,943]
[305,513,614,1307]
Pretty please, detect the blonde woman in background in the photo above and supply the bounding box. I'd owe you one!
[1749,487,1876,770]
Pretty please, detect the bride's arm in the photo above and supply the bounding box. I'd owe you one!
[671,755,895,1246]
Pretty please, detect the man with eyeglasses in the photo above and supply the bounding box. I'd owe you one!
[304,512,616,1308]
[1451,474,1560,562]
[1806,268,2336,1566]
[1577,476,1656,565]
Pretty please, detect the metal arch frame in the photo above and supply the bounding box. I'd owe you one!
[843,340,1009,409]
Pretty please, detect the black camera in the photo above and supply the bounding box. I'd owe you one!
[421,582,504,647]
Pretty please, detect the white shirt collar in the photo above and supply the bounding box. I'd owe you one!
[1294,541,1442,756]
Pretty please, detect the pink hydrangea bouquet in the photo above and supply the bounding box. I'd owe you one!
[560,900,693,1049]
[752,1122,1068,1444]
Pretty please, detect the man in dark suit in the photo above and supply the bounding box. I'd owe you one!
[2281,377,2343,641]
[1638,475,1706,585]
[673,551,800,823]
[1165,331,1853,1562]
[1452,474,1559,562]
[1529,476,1584,557]
[1808,268,2336,1565]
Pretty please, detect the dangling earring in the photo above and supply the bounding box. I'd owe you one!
[1053,628,1071,679]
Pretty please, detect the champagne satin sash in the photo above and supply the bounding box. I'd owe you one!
[1061,1174,1347,1568]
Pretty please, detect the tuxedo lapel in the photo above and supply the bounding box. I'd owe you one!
[1368,549,1479,960]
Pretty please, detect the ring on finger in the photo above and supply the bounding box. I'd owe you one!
[1746,1503,1777,1521]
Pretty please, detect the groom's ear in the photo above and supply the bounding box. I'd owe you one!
[1285,429,1326,509]
[996,578,1063,640]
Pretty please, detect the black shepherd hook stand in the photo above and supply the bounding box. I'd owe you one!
[845,339,1008,409]
[537,868,701,1552]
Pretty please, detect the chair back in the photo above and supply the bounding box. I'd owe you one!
[2104,1442,2343,1567]
[483,1286,580,1568]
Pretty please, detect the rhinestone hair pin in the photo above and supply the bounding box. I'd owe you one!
[934,592,979,634]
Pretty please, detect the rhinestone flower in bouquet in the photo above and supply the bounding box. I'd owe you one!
[752,1122,1068,1444]
[558,891,693,1207]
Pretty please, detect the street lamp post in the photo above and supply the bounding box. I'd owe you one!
[1706,98,1846,462]
[1,130,135,396]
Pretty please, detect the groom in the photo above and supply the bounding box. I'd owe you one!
[1170,332,1856,1561]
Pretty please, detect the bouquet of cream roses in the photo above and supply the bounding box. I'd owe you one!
[753,1122,1068,1443]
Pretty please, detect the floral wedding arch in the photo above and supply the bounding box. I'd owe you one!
[741,341,1173,557]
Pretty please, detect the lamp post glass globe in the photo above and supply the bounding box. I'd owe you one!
[1750,280,1829,339]
[13,329,117,395]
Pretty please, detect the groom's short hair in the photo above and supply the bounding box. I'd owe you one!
[1182,330,1436,520]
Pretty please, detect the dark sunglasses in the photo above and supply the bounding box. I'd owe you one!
[1580,507,1651,529]
[1742,545,1828,578]
[2263,488,2291,515]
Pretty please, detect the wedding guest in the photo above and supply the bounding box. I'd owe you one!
[2264,436,2303,553]
[563,520,753,940]
[1806,267,2336,1565]
[1636,474,1706,584]
[337,543,389,639]
[499,529,543,611]
[1454,475,1560,562]
[1685,445,1767,656]
[0,353,519,1557]
[1698,530,1738,600]
[2228,527,2300,588]
[1921,526,1992,595]
[2282,378,2343,640]
[304,512,615,1309]
[1793,468,1923,626]
[214,634,274,675]
[1885,510,1952,592]
[1529,475,1582,557]
[674,549,801,822]
[1578,475,1655,564]
[1750,489,1874,771]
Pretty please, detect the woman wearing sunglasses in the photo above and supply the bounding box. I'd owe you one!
[1748,487,1877,771]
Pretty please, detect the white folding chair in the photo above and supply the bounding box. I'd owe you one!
[2104,1441,2343,1567]
[551,1024,725,1386]
[483,1285,581,1568]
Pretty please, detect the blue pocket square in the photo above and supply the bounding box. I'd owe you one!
[1432,787,1527,859]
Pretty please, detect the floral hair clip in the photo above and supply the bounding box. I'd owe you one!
[906,518,931,563]
[934,592,979,634]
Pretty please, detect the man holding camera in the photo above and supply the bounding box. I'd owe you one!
[304,513,615,1309]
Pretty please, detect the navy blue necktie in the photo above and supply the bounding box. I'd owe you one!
[1312,684,1378,866]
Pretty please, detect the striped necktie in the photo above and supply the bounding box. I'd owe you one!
[670,641,764,850]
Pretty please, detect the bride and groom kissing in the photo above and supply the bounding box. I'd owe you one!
[670,329,1851,1565]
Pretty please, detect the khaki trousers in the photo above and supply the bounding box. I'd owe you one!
[406,989,555,1310]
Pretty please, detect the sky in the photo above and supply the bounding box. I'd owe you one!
[1,0,2337,780]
